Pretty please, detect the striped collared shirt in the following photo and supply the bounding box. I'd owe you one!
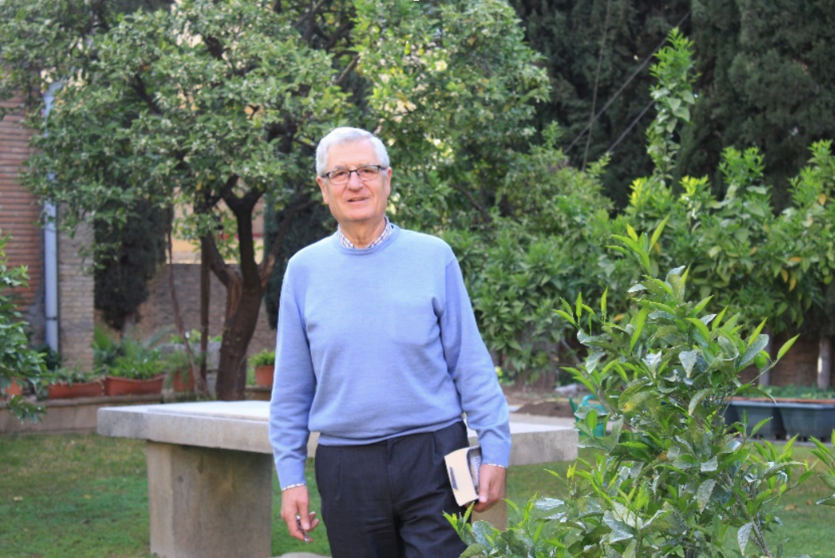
[337,217,394,250]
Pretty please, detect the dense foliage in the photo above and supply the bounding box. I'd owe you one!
[2,1,833,395]
[508,1,835,213]
[679,0,835,210]
[0,0,548,399]
[450,29,835,388]
[94,201,170,330]
[448,224,835,558]
[0,232,47,421]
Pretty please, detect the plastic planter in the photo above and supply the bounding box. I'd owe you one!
[776,402,835,441]
[729,400,785,439]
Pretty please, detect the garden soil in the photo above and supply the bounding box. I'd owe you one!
[502,385,577,418]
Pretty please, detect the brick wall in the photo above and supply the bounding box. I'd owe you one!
[134,263,275,360]
[769,332,832,388]
[57,210,95,370]
[0,98,44,339]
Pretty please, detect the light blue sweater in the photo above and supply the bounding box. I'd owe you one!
[269,226,511,488]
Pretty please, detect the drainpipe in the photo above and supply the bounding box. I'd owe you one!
[42,82,61,353]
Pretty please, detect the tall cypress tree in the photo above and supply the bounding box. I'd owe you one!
[680,0,835,209]
[91,0,176,331]
[509,0,691,206]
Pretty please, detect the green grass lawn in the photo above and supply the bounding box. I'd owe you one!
[1,434,833,557]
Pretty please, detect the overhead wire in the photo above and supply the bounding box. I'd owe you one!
[565,9,692,154]
[582,0,612,171]
[606,99,653,153]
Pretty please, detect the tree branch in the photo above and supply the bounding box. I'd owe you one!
[218,174,239,205]
[293,137,316,151]
[299,0,328,42]
[324,19,353,52]
[200,226,235,290]
[204,35,224,61]
[130,72,163,115]
[451,183,492,224]
[259,194,315,287]
[335,55,359,87]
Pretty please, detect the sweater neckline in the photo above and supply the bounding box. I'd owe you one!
[331,225,401,256]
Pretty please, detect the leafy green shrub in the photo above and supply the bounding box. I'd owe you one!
[453,132,618,385]
[759,385,835,401]
[49,366,101,385]
[811,436,835,507]
[0,231,47,420]
[448,222,829,558]
[169,329,222,345]
[93,326,167,380]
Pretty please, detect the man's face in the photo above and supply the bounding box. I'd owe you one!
[316,139,392,228]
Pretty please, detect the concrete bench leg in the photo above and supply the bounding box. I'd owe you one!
[146,442,273,558]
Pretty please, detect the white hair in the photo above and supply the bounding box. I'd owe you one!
[315,127,390,176]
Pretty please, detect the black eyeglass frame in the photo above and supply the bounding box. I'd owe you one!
[320,164,388,183]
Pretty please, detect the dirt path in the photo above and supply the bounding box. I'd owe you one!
[503,385,577,418]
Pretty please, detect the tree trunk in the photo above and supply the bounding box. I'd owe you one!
[204,188,312,401]
[200,241,210,389]
[819,335,832,390]
[167,227,207,395]
[215,279,264,400]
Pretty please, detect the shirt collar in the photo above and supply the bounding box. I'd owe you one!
[337,217,394,250]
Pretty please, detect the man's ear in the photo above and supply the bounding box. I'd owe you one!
[383,167,392,197]
[316,176,329,205]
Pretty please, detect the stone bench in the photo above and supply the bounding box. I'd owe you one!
[97,401,578,558]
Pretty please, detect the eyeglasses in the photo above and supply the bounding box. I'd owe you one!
[321,164,387,185]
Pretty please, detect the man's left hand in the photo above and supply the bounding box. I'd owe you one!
[473,463,506,512]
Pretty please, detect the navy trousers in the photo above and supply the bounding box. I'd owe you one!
[315,422,469,558]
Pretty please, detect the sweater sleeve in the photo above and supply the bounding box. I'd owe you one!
[440,256,511,467]
[269,263,316,488]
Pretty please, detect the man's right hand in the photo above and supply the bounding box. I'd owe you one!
[280,485,320,542]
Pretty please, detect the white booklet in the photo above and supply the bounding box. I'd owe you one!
[445,445,482,506]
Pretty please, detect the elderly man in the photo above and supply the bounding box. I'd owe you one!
[269,127,510,558]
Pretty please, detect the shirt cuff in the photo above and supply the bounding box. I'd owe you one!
[281,482,307,491]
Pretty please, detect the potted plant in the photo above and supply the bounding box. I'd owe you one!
[94,326,166,396]
[162,349,204,393]
[249,349,275,388]
[1,378,24,399]
[103,355,165,396]
[46,366,103,399]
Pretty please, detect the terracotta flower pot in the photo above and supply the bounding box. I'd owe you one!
[47,381,103,399]
[104,375,165,396]
[171,369,196,392]
[3,380,24,399]
[255,365,274,387]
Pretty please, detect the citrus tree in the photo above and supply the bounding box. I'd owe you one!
[0,0,549,399]
[449,223,815,558]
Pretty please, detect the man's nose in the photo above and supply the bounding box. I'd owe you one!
[346,171,364,188]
